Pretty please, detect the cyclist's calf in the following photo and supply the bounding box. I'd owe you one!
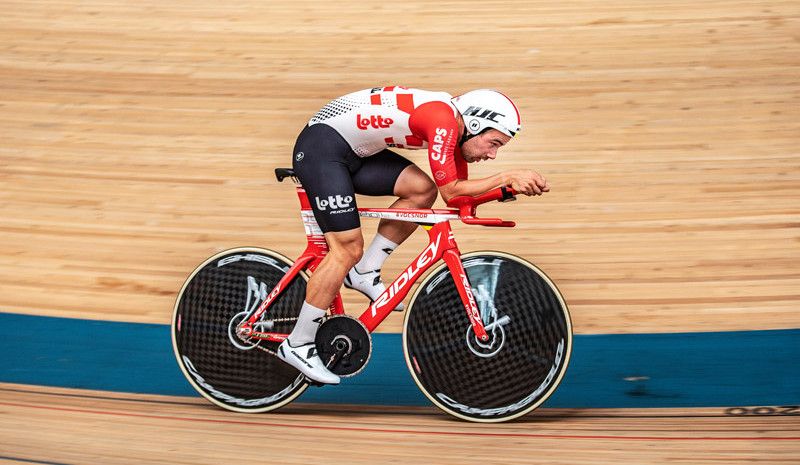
[303,229,364,310]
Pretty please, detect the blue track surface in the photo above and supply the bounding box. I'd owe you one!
[1,312,797,407]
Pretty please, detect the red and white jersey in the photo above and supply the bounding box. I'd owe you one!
[309,86,467,186]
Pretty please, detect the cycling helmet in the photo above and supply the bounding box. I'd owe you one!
[452,89,521,140]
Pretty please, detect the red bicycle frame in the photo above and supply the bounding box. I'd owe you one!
[237,174,517,344]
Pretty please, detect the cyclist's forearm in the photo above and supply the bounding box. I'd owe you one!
[438,173,508,202]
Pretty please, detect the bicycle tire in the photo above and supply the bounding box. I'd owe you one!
[403,251,572,422]
[171,247,309,413]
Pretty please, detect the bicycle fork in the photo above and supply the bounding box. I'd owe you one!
[442,247,490,342]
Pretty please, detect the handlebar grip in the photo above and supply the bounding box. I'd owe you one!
[499,186,517,202]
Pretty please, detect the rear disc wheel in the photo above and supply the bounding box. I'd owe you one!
[171,247,309,413]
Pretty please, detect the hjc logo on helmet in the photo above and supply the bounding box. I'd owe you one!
[356,114,394,130]
[463,106,506,123]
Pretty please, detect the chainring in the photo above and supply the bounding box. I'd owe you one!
[314,315,372,377]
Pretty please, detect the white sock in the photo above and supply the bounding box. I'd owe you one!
[288,301,326,345]
[356,233,399,272]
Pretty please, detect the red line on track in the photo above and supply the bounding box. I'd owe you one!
[3,401,798,441]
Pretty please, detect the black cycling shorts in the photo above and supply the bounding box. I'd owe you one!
[291,123,413,233]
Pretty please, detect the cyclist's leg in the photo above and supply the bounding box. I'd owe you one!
[285,229,362,354]
[305,228,363,311]
[382,163,438,243]
[292,128,366,297]
[348,151,437,308]
[352,149,437,245]
[280,124,366,384]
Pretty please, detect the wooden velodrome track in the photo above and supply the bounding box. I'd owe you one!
[0,384,797,465]
[1,0,798,463]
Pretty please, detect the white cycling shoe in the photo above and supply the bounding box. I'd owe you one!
[344,266,404,312]
[277,338,340,385]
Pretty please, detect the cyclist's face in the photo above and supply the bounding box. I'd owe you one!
[461,129,512,163]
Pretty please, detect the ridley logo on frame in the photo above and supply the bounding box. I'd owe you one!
[371,233,442,316]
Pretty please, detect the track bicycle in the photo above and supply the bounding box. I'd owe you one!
[171,167,572,422]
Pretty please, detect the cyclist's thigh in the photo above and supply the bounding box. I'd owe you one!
[392,163,437,199]
[351,149,414,197]
[291,124,360,233]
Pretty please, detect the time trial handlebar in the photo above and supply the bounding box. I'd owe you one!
[445,186,518,227]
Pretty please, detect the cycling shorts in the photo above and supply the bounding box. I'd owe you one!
[291,123,413,233]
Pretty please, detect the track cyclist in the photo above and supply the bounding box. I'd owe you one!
[278,86,550,384]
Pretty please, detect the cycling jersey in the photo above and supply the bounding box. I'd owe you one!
[309,86,468,187]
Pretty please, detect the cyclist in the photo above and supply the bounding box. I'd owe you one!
[278,86,550,384]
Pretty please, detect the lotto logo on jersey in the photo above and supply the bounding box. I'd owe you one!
[315,194,354,212]
[356,114,394,130]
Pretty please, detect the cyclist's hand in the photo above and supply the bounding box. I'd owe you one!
[507,170,550,196]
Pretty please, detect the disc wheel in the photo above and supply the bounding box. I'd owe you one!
[171,247,309,413]
[403,252,572,422]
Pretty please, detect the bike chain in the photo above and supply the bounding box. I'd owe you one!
[247,317,337,381]
[262,317,299,324]
[236,317,299,357]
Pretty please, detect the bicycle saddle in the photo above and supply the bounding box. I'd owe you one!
[275,168,296,182]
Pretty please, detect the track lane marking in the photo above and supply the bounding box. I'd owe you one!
[2,401,798,441]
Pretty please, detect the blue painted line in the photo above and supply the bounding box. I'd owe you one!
[0,312,798,408]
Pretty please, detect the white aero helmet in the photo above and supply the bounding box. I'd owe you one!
[452,89,522,139]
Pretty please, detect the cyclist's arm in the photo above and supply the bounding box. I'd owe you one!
[439,171,549,202]
[437,175,508,202]
[408,101,463,187]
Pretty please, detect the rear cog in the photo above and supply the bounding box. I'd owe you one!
[315,315,372,377]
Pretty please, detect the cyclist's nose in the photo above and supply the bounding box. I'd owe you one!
[486,149,497,159]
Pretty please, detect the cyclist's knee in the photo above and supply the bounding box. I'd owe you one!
[407,178,437,208]
[342,241,364,265]
[417,180,438,208]
[326,230,364,266]
[396,167,438,208]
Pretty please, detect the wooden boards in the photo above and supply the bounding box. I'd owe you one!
[1,383,797,464]
[0,1,798,333]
